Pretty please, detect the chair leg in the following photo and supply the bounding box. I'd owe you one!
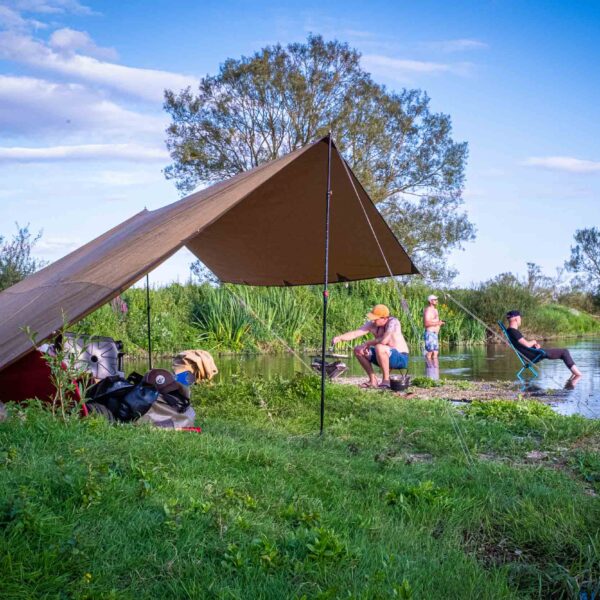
[517,364,538,382]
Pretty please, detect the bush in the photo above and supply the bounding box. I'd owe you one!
[466,399,556,433]
[453,273,539,335]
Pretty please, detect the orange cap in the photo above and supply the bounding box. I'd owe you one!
[367,304,390,321]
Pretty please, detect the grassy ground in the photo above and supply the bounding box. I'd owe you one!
[1,377,600,599]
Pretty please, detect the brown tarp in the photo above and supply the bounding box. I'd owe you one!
[0,136,418,371]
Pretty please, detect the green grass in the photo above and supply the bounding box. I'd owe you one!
[1,378,600,599]
[529,304,600,338]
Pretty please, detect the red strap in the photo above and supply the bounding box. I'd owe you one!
[179,426,202,433]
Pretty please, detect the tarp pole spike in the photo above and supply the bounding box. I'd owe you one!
[320,131,333,436]
[146,273,152,370]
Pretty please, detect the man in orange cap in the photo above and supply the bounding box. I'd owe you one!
[332,304,410,388]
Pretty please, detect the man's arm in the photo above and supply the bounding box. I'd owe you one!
[516,335,541,349]
[332,328,369,345]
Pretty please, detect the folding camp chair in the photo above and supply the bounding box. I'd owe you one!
[497,321,546,383]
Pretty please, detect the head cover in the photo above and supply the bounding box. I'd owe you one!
[367,304,390,321]
[427,294,438,301]
[142,368,179,394]
[506,310,521,319]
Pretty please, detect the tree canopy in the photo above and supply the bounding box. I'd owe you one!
[565,227,600,294]
[164,35,474,282]
[0,224,46,291]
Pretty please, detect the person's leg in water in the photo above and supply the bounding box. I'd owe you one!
[425,359,440,380]
[354,345,378,387]
[424,332,433,364]
[374,343,391,387]
[542,347,582,377]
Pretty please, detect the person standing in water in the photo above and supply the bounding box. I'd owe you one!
[423,294,445,367]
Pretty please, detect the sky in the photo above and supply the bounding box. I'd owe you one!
[1,0,599,288]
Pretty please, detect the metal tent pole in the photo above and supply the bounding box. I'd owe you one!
[320,132,333,435]
[146,273,152,370]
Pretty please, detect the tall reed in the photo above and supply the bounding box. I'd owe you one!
[73,279,595,356]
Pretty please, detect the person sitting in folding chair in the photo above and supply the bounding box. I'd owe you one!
[504,310,582,380]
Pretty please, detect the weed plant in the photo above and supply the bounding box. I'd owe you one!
[1,377,599,598]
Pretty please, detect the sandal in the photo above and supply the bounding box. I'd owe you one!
[378,382,391,389]
[359,381,377,389]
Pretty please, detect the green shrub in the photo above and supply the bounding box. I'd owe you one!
[467,399,556,433]
[411,376,443,388]
[452,273,539,335]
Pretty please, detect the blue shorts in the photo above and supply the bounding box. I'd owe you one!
[424,331,439,352]
[369,347,409,369]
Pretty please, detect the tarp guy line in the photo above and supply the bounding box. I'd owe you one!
[340,157,475,467]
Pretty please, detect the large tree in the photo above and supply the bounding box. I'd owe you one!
[164,35,474,282]
[0,224,46,291]
[565,227,600,293]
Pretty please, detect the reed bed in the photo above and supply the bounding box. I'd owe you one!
[74,280,598,356]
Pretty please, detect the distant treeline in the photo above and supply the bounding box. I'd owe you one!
[74,278,600,356]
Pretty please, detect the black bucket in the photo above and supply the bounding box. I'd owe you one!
[390,374,410,392]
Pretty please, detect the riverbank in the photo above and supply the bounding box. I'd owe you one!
[338,375,600,420]
[337,377,535,401]
[1,376,599,598]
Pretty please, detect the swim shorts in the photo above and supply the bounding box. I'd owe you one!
[424,331,439,352]
[369,347,409,369]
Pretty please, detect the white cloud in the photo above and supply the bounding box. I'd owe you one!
[0,143,169,162]
[35,235,80,254]
[49,27,118,60]
[0,74,165,135]
[8,0,95,16]
[0,31,198,102]
[423,39,488,53]
[362,54,473,81]
[92,169,166,186]
[339,29,375,40]
[523,156,600,174]
[0,5,30,29]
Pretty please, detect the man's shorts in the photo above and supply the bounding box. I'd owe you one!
[369,347,409,369]
[424,331,439,352]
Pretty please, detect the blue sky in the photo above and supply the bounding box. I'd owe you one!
[1,0,599,287]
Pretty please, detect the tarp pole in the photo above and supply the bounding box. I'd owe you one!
[320,132,333,435]
[146,273,152,370]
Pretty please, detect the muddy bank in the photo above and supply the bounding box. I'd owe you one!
[335,376,575,404]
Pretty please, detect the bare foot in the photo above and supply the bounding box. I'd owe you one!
[570,365,582,377]
[565,373,582,389]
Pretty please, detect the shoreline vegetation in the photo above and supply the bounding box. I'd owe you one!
[74,280,600,357]
[1,376,599,598]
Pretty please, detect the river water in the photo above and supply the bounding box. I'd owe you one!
[128,337,600,418]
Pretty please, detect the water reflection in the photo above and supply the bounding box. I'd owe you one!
[126,337,600,418]
[424,361,440,381]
